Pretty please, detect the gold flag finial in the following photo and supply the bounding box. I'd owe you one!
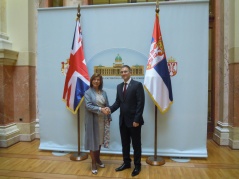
[156,0,159,13]
[77,4,81,20]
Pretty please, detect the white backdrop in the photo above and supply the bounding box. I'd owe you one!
[38,1,209,157]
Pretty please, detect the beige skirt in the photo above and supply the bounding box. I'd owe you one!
[98,115,105,144]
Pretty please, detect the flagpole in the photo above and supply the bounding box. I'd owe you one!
[70,4,88,161]
[146,1,165,166]
[146,106,165,166]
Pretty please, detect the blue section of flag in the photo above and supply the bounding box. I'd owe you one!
[74,78,90,110]
[151,37,155,43]
[154,59,173,102]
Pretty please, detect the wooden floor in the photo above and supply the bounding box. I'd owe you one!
[0,140,239,179]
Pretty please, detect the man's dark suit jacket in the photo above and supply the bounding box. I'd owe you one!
[110,79,145,127]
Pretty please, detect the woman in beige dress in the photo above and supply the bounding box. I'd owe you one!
[84,73,111,174]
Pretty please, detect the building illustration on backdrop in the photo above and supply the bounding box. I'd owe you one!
[94,54,144,76]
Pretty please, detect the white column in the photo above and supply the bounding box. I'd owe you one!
[0,0,12,49]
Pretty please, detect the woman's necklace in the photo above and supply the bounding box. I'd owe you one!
[94,88,101,94]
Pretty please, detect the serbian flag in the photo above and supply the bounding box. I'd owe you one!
[63,20,90,114]
[144,13,173,113]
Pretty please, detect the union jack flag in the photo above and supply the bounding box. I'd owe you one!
[63,20,90,114]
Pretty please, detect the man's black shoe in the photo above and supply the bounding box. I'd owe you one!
[115,163,131,172]
[131,166,141,177]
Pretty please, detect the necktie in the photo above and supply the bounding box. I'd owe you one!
[123,83,127,97]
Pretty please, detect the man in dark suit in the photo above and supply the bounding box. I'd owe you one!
[109,65,145,177]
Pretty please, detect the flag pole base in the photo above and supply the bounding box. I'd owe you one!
[146,156,165,166]
[70,152,88,161]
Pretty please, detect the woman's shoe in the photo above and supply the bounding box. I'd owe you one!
[97,162,105,168]
[91,169,98,174]
[91,164,98,174]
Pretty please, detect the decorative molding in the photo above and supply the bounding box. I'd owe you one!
[0,135,20,147]
[216,121,230,128]
[35,118,40,139]
[0,123,20,147]
[229,126,239,149]
[0,49,18,65]
[214,122,239,148]
[16,121,37,141]
[0,38,12,49]
[0,123,20,137]
[213,121,230,146]
[0,121,38,147]
[229,139,239,149]
[0,33,9,40]
[19,133,36,141]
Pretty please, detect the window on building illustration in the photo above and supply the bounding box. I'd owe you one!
[54,0,63,6]
[92,0,166,5]
[38,0,63,8]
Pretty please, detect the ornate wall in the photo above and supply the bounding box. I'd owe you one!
[213,0,239,149]
[1,0,238,149]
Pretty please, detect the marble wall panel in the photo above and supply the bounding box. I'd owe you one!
[0,65,3,124]
[233,64,239,127]
[2,66,14,125]
[29,66,36,123]
[13,66,30,123]
[229,64,234,125]
[229,63,239,127]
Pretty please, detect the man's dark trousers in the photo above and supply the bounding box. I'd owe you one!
[120,119,142,167]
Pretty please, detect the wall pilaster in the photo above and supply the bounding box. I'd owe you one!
[0,0,37,147]
[0,0,20,147]
[213,0,239,149]
[213,0,229,146]
[226,0,239,149]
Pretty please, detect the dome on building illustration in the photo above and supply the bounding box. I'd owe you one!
[94,53,143,76]
[115,54,122,62]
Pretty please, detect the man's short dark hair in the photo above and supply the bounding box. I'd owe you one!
[121,65,131,72]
